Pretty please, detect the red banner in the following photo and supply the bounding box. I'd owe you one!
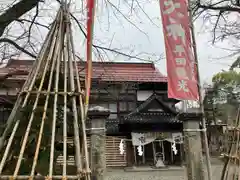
[159,0,199,100]
[86,0,96,109]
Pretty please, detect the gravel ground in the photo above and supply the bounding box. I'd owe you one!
[105,164,223,180]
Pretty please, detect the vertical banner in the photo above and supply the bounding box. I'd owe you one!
[86,0,96,112]
[159,0,199,100]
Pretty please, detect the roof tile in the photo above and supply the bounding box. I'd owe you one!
[0,59,167,82]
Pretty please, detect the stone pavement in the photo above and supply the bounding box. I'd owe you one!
[105,164,223,180]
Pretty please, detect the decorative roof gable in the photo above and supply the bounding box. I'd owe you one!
[124,94,180,124]
[127,93,177,117]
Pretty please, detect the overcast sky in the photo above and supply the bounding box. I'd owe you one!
[74,0,236,83]
[1,0,238,83]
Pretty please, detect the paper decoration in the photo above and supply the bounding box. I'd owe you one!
[137,145,143,156]
[172,132,183,144]
[172,141,178,155]
[119,139,124,155]
[131,132,159,146]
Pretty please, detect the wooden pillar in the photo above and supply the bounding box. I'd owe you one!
[180,143,184,166]
[180,113,206,180]
[88,106,110,180]
[126,140,134,167]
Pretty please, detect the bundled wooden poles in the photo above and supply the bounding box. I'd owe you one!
[0,3,90,180]
[220,106,240,180]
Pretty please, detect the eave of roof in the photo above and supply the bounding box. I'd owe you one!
[124,112,181,124]
[0,59,167,83]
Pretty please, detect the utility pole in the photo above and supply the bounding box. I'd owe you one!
[187,1,212,180]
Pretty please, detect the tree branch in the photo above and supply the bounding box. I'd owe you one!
[15,19,50,29]
[212,11,223,44]
[70,13,161,62]
[193,0,240,45]
[28,4,39,37]
[0,38,37,58]
[197,3,240,13]
[27,4,40,55]
[0,0,42,36]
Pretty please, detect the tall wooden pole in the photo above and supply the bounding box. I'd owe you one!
[85,0,96,115]
[188,2,212,180]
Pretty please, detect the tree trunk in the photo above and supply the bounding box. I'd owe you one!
[0,0,40,36]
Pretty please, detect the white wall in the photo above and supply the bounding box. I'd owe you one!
[137,90,153,101]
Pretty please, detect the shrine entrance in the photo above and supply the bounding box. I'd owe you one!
[131,137,184,167]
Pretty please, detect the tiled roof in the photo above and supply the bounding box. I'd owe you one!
[124,112,181,124]
[0,59,167,82]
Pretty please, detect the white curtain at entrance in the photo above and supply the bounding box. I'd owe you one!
[131,132,183,145]
[131,132,161,146]
[165,132,183,144]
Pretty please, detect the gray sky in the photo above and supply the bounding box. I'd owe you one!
[78,0,236,83]
[2,0,238,83]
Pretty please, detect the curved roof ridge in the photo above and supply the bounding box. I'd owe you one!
[125,93,177,119]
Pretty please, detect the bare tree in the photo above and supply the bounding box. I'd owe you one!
[192,0,240,53]
[0,0,164,63]
[1,0,239,63]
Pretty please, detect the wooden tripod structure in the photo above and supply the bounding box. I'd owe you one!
[0,3,90,180]
[220,106,240,180]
